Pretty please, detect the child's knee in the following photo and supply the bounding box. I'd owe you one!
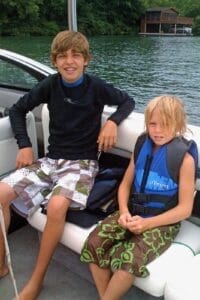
[0,182,17,206]
[47,195,70,220]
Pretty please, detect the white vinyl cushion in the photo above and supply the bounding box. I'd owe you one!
[174,219,200,254]
[134,220,200,297]
[165,254,200,300]
[0,113,38,176]
[134,243,194,297]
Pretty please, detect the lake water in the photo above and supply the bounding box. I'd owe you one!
[0,35,200,125]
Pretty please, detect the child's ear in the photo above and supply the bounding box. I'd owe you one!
[53,61,57,68]
[84,58,90,67]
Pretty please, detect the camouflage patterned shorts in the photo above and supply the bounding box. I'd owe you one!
[2,157,98,215]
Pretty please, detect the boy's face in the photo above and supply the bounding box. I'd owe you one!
[148,109,175,147]
[54,49,88,83]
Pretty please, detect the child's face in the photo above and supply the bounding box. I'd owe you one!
[54,49,88,83]
[148,109,175,147]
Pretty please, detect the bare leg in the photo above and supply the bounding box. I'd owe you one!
[89,263,112,298]
[0,183,17,278]
[102,270,134,300]
[17,195,70,300]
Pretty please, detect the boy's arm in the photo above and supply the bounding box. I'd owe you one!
[9,97,32,150]
[98,84,135,151]
[9,78,50,167]
[117,155,134,228]
[10,98,36,167]
[9,77,50,150]
[97,77,135,125]
[107,90,135,125]
[97,120,117,152]
[118,155,134,213]
[15,147,34,169]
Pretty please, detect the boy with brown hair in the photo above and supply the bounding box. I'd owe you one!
[0,30,135,299]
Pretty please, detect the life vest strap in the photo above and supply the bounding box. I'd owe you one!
[129,193,177,216]
[129,203,164,216]
[132,192,172,203]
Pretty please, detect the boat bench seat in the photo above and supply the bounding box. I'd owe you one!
[165,252,200,300]
[8,104,200,298]
[0,112,38,178]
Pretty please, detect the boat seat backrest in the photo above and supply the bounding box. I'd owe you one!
[41,104,145,158]
[0,112,38,177]
[42,103,200,163]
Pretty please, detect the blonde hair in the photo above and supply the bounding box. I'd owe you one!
[50,30,91,65]
[145,95,187,136]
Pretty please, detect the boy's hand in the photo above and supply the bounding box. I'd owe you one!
[16,147,34,169]
[97,120,117,152]
[118,211,132,229]
[127,215,148,234]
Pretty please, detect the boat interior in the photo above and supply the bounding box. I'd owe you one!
[0,104,200,299]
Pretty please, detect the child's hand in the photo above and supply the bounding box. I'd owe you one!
[127,215,148,234]
[97,120,117,152]
[15,147,34,169]
[118,211,132,229]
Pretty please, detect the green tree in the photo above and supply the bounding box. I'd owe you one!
[0,0,42,35]
[3,0,199,36]
[77,0,143,35]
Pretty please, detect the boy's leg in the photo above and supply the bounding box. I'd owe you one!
[102,270,134,300]
[0,183,17,278]
[81,211,128,298]
[89,263,111,298]
[17,194,70,300]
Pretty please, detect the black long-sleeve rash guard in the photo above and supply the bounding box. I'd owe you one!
[9,73,135,160]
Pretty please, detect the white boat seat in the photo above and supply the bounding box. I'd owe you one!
[0,112,38,178]
[164,253,200,300]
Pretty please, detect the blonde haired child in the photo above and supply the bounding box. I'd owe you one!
[81,94,198,300]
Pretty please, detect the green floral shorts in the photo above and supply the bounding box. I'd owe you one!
[80,211,180,277]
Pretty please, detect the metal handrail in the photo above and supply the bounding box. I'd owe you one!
[68,0,77,31]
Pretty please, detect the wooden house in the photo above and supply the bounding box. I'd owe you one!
[140,7,193,35]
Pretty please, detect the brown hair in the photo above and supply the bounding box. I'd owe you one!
[145,95,187,136]
[50,30,91,65]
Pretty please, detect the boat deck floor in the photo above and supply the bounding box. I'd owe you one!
[0,225,162,299]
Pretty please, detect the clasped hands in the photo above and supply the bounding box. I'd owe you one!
[118,211,148,234]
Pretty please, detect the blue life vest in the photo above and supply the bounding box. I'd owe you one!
[129,134,198,217]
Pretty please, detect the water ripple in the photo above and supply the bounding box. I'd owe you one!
[1,35,199,125]
[89,35,200,126]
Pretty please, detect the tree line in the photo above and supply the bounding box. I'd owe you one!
[0,0,199,36]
